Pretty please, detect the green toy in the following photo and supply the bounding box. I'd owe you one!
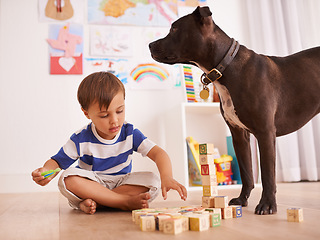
[41,168,61,178]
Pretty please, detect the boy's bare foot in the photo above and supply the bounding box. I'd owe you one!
[79,199,97,214]
[122,192,151,211]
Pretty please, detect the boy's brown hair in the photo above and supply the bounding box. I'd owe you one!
[77,72,125,111]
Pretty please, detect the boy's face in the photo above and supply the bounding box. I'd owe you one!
[82,92,125,140]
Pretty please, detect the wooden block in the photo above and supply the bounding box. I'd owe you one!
[287,208,303,222]
[140,215,156,231]
[209,213,221,227]
[205,208,221,219]
[172,216,189,232]
[163,218,183,235]
[214,196,228,208]
[201,175,217,186]
[189,214,210,231]
[232,205,242,218]
[221,207,233,219]
[156,215,171,231]
[202,196,215,208]
[199,143,214,155]
[199,154,215,165]
[134,211,148,224]
[202,185,218,197]
[201,164,216,176]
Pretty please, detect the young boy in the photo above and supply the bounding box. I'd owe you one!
[32,72,187,214]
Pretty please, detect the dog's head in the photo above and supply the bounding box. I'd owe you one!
[149,6,214,66]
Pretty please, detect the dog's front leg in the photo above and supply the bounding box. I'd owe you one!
[228,126,255,207]
[255,131,277,215]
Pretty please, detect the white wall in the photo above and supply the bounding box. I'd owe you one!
[0,0,247,192]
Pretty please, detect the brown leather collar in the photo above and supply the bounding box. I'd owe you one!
[201,38,240,85]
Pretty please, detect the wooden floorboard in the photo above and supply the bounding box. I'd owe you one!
[0,182,319,240]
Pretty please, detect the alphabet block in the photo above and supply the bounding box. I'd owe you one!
[156,215,171,231]
[232,205,242,218]
[287,208,303,222]
[214,196,229,208]
[205,208,221,219]
[199,143,214,155]
[201,175,218,186]
[189,214,210,231]
[199,154,215,165]
[163,218,183,235]
[202,185,218,197]
[140,215,156,231]
[221,207,233,219]
[209,213,221,227]
[202,196,215,208]
[201,164,216,176]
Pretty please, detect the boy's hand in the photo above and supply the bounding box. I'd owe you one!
[161,176,187,201]
[32,167,55,186]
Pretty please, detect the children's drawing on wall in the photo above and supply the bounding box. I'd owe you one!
[87,0,178,27]
[129,62,180,89]
[38,0,84,23]
[90,26,133,57]
[85,58,129,85]
[47,23,83,74]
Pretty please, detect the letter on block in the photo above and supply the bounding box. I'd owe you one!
[232,205,242,218]
[209,213,221,227]
[214,196,229,208]
[140,215,156,231]
[222,207,233,219]
[205,208,221,219]
[202,175,218,186]
[163,218,183,235]
[199,143,215,155]
[189,215,210,231]
[287,208,303,222]
[201,164,216,176]
[202,185,218,197]
[202,196,215,208]
[156,215,171,231]
[199,154,215,165]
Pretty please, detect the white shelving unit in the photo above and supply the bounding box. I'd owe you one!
[165,102,241,191]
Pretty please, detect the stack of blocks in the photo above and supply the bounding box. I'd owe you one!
[199,143,242,220]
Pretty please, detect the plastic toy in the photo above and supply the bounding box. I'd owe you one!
[214,155,233,185]
[41,168,61,178]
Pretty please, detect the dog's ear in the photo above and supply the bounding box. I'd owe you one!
[193,6,212,25]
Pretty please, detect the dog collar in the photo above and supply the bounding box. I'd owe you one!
[201,38,240,85]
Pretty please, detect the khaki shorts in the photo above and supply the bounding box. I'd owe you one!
[58,167,161,209]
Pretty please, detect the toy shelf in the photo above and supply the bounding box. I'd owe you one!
[165,102,239,191]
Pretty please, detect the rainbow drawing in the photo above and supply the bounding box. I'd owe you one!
[130,63,169,82]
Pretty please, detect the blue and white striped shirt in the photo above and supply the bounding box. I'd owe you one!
[52,122,156,175]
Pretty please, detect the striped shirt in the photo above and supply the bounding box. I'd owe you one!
[51,122,156,175]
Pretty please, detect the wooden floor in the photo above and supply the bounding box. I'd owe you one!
[1,182,319,240]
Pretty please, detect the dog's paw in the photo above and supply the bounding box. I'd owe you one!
[229,197,248,207]
[254,200,277,215]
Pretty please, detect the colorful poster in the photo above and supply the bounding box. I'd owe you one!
[90,26,133,57]
[88,0,178,27]
[38,0,84,23]
[84,58,129,85]
[47,23,83,74]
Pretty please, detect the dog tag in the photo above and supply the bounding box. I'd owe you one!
[200,86,210,100]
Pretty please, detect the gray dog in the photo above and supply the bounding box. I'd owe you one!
[149,6,320,215]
